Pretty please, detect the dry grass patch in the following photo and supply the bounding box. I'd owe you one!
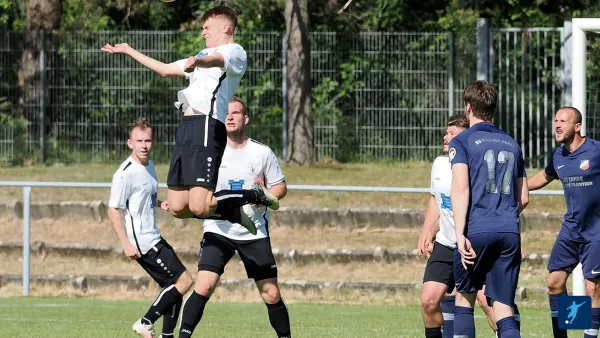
[0,218,562,254]
[0,162,567,214]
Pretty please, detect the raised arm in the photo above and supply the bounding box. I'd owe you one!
[101,43,184,78]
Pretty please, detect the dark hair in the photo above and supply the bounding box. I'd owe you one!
[463,80,497,122]
[447,114,468,129]
[200,6,238,31]
[129,118,152,138]
[559,106,583,124]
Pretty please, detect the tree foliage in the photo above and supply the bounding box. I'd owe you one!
[3,0,600,164]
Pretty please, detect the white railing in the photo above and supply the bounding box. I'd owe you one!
[2,181,573,297]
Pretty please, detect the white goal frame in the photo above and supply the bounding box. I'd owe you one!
[571,18,600,296]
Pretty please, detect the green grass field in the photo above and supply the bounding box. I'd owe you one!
[0,297,554,337]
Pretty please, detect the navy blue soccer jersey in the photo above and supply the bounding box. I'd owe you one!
[545,138,600,242]
[449,122,526,236]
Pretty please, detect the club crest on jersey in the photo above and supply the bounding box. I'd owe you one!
[229,179,244,190]
[196,50,208,57]
[448,148,456,161]
[580,159,590,171]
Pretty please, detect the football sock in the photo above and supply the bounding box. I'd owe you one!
[513,304,521,331]
[142,285,182,324]
[497,316,520,338]
[161,293,183,336]
[584,308,600,338]
[266,298,291,338]
[179,291,210,338]
[440,295,455,338]
[549,292,568,338]
[425,327,443,338]
[454,306,475,338]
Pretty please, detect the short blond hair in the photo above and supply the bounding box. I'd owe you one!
[129,118,152,138]
[229,96,248,116]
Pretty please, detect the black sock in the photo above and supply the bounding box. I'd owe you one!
[215,189,260,211]
[192,190,259,223]
[266,298,291,338]
[425,327,443,338]
[142,285,182,324]
[549,292,568,338]
[179,291,210,338]
[161,293,183,336]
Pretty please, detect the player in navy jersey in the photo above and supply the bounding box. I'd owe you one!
[449,81,529,338]
[528,106,600,338]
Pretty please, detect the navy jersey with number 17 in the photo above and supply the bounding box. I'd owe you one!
[449,122,526,236]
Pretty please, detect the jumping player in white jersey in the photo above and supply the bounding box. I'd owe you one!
[107,119,193,338]
[418,115,518,338]
[101,6,277,235]
[178,96,290,338]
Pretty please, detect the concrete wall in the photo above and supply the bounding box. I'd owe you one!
[0,200,565,230]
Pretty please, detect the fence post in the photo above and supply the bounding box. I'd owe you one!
[560,20,573,107]
[448,31,455,116]
[23,186,31,296]
[477,18,491,82]
[39,30,46,164]
[281,32,288,159]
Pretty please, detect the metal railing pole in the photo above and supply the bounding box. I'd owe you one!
[22,186,32,296]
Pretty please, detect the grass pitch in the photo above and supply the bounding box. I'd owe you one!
[0,297,554,337]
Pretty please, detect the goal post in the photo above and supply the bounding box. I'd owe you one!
[571,18,600,296]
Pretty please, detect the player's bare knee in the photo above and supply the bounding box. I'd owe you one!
[547,277,567,294]
[420,296,439,315]
[195,278,218,297]
[189,202,210,218]
[168,203,189,218]
[260,284,281,304]
[585,279,600,298]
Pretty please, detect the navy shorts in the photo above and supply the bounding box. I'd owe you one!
[454,232,521,307]
[547,235,600,279]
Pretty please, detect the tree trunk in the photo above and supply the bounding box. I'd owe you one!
[285,0,313,165]
[18,0,61,160]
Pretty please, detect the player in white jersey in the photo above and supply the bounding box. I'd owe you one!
[178,96,290,338]
[101,6,277,235]
[108,119,193,338]
[418,115,507,338]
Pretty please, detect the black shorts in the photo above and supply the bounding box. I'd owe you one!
[167,115,227,189]
[136,238,187,288]
[423,241,455,291]
[198,232,278,282]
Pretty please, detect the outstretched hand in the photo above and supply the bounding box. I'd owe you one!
[101,43,131,54]
[183,56,197,72]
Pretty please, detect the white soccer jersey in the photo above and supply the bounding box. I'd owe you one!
[175,43,247,124]
[204,139,285,240]
[108,157,161,254]
[430,155,456,248]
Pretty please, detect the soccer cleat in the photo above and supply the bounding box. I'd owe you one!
[251,179,279,210]
[233,207,258,235]
[132,318,156,338]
